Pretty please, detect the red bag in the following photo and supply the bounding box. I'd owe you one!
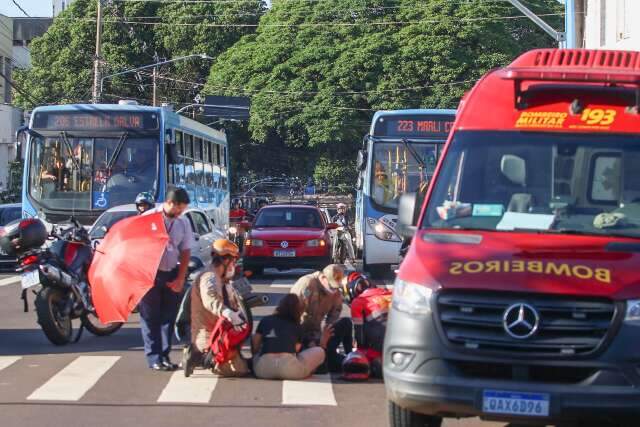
[208,317,250,365]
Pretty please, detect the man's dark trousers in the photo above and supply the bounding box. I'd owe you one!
[327,317,353,371]
[139,269,180,367]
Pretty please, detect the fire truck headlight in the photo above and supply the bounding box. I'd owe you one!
[392,278,433,315]
[625,300,640,322]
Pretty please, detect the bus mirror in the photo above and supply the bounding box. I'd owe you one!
[397,192,417,238]
[357,150,367,171]
[15,126,28,162]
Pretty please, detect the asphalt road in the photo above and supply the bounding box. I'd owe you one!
[0,271,503,427]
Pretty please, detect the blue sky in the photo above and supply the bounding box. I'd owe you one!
[0,0,52,18]
[1,0,273,18]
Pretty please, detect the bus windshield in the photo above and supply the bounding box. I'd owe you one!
[423,131,640,239]
[29,135,159,211]
[371,142,438,210]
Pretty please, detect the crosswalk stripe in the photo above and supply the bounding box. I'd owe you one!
[0,356,21,371]
[271,278,297,288]
[158,370,218,403]
[0,276,20,287]
[27,356,120,401]
[282,374,337,406]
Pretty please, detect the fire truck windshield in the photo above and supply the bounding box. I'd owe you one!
[423,131,640,239]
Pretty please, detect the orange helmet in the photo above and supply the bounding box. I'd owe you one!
[212,239,240,259]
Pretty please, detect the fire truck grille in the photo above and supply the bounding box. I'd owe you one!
[436,291,618,356]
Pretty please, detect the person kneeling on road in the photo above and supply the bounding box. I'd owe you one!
[184,239,249,377]
[252,294,332,380]
[291,264,353,373]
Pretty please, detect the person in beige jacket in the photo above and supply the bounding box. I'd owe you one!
[290,264,353,372]
[183,239,249,377]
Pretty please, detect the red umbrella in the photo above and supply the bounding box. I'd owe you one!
[88,212,169,324]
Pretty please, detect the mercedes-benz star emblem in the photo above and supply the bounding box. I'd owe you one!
[502,303,540,340]
[280,241,289,249]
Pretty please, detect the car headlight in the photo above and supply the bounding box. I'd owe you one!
[228,226,238,234]
[306,239,325,247]
[392,278,433,315]
[367,217,401,242]
[625,300,640,322]
[245,239,264,247]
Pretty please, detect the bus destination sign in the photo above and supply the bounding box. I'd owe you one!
[374,114,455,138]
[33,111,159,131]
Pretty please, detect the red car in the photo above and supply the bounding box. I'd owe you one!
[243,204,336,275]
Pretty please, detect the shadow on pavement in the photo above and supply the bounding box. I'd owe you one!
[0,325,144,356]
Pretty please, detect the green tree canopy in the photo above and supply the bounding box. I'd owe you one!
[205,0,563,186]
[13,0,265,109]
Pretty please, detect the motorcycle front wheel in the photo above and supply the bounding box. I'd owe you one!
[35,287,73,345]
[81,312,123,336]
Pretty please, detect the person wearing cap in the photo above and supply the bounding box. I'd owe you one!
[290,264,353,372]
[139,187,194,372]
[183,239,249,377]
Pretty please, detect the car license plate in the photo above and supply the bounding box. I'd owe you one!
[274,249,296,257]
[21,270,40,290]
[482,390,549,417]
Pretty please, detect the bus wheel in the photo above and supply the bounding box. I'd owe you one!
[388,401,442,427]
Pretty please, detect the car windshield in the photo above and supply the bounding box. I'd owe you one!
[89,210,137,239]
[423,131,640,239]
[254,208,323,228]
[371,142,439,211]
[29,136,159,211]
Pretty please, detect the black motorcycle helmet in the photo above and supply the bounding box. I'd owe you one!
[0,218,48,256]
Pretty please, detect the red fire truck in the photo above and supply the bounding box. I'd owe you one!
[386,49,640,427]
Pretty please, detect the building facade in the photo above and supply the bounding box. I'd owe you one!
[0,14,52,194]
[575,0,640,50]
[52,0,76,18]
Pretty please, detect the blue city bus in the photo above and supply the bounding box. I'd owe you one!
[355,109,456,277]
[20,101,230,231]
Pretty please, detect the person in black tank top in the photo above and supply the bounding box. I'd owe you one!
[252,294,331,380]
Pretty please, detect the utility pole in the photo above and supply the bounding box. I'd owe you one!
[152,66,157,106]
[507,0,566,47]
[92,0,104,104]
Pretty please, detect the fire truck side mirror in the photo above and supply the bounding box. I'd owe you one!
[397,192,417,238]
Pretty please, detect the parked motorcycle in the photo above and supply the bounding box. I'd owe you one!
[0,218,123,345]
[333,226,354,264]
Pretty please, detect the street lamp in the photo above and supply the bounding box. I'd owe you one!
[96,53,214,105]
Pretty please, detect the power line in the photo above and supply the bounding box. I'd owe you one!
[56,12,566,28]
[12,0,30,17]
